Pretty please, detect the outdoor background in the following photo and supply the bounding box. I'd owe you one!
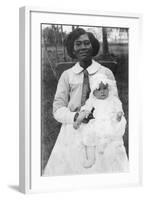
[41,24,129,174]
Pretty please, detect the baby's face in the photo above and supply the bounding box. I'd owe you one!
[93,82,109,100]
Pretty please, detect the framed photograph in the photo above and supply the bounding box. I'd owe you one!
[19,6,142,193]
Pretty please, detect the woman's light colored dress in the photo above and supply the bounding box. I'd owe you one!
[43,60,128,176]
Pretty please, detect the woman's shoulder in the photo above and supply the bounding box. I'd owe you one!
[96,62,115,80]
[61,62,78,76]
[59,65,75,80]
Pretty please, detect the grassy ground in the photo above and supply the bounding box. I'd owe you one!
[41,43,129,173]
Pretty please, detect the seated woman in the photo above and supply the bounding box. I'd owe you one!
[43,28,121,176]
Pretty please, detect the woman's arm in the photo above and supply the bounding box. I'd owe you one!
[53,71,76,124]
[104,68,119,97]
[112,97,125,121]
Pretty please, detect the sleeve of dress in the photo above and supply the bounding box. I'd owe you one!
[104,68,119,97]
[113,97,127,136]
[113,97,125,115]
[53,71,76,124]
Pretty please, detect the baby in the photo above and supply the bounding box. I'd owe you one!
[73,74,127,169]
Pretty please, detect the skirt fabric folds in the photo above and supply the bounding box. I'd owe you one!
[43,124,129,176]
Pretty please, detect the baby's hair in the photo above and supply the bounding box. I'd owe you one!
[99,81,108,89]
[95,81,109,90]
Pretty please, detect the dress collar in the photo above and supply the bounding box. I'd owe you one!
[72,60,101,75]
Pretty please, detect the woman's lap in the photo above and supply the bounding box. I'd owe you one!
[43,125,128,176]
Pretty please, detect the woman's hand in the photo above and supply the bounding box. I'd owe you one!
[73,110,90,129]
[73,120,81,129]
[77,110,90,122]
[116,111,123,121]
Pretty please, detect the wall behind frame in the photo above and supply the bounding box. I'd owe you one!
[0,0,145,199]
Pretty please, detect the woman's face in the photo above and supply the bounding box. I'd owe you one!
[73,34,93,62]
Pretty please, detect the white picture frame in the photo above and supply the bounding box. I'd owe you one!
[19,6,143,194]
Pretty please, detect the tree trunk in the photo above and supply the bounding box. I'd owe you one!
[102,27,109,56]
[52,25,58,62]
[60,25,66,62]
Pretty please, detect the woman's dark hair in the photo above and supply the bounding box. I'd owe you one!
[64,28,100,59]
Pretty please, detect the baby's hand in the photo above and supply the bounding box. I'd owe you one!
[116,111,123,121]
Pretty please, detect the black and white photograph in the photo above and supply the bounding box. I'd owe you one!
[41,24,129,176]
[19,8,142,193]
